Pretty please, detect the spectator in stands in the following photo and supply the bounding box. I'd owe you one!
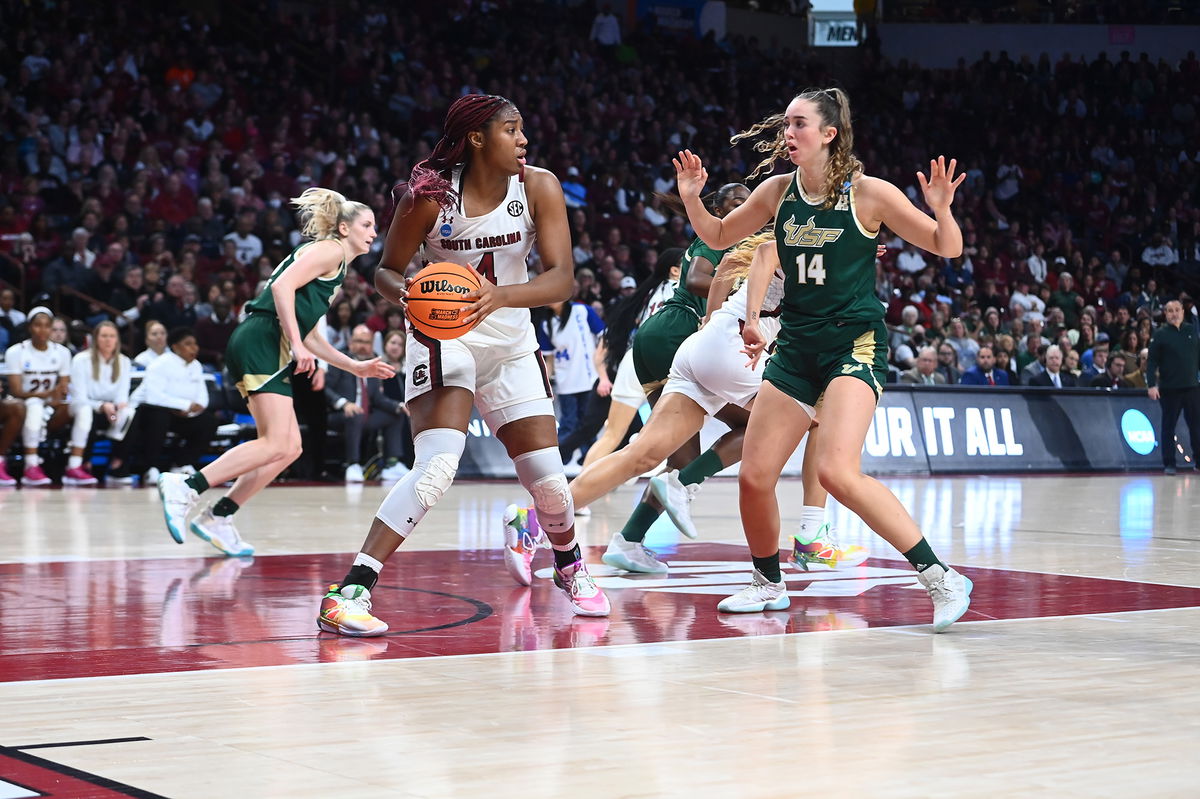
[1009,277,1043,320]
[994,346,1019,386]
[0,288,26,334]
[65,321,131,485]
[195,295,237,370]
[945,317,980,371]
[109,328,217,484]
[1020,344,1048,385]
[959,345,1008,386]
[897,242,927,275]
[1030,345,1077,388]
[223,210,264,266]
[134,320,169,368]
[1146,300,1200,474]
[326,300,354,353]
[900,347,945,385]
[936,342,961,384]
[1090,352,1133,389]
[145,274,198,332]
[892,324,925,371]
[3,307,72,486]
[325,325,408,483]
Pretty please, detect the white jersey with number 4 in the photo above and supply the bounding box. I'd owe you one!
[422,167,538,352]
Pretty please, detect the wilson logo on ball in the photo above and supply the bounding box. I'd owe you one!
[419,279,473,295]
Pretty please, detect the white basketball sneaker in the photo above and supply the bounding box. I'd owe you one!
[648,470,700,539]
[717,569,790,613]
[601,533,668,574]
[157,472,198,544]
[916,564,974,632]
[189,504,255,557]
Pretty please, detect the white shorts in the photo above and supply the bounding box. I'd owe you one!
[610,348,646,410]
[406,330,553,423]
[662,312,768,416]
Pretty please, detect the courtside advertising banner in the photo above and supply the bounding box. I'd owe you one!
[457,388,1190,479]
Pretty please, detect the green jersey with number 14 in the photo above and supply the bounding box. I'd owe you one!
[774,172,881,333]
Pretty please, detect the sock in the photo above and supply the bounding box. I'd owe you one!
[902,538,946,573]
[67,455,82,469]
[677,448,723,486]
[25,453,39,468]
[752,551,782,583]
[342,552,385,592]
[185,472,210,494]
[212,496,239,517]
[795,505,826,544]
[551,541,581,569]
[619,501,662,544]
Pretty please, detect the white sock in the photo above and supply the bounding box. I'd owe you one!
[796,505,826,543]
[550,539,578,552]
[68,455,83,469]
[25,453,40,468]
[353,552,385,573]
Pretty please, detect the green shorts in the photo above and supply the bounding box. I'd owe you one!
[224,313,294,398]
[763,319,888,408]
[632,305,701,393]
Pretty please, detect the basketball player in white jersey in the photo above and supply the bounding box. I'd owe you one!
[318,94,609,637]
[2,306,72,486]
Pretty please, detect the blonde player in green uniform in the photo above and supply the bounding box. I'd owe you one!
[674,87,973,632]
[155,188,394,556]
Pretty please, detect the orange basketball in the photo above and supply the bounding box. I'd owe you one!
[405,261,482,340]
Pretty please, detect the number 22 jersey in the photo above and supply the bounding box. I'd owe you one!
[421,167,538,352]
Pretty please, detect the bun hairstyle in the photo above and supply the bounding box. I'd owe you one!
[731,87,862,210]
[291,187,371,240]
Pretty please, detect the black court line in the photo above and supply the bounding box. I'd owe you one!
[11,737,152,751]
[0,745,171,799]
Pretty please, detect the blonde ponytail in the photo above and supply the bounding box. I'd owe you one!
[291,187,372,240]
[716,230,776,284]
[730,87,862,210]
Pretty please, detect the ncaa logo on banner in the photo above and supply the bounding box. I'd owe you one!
[1120,409,1156,454]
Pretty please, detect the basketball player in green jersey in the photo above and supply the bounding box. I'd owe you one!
[155,188,394,556]
[674,88,973,632]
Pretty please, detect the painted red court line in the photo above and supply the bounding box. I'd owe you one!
[1,546,1198,682]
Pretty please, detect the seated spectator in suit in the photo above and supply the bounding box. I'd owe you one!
[901,347,946,385]
[109,327,217,483]
[1029,345,1077,388]
[959,346,1010,386]
[1090,352,1134,388]
[325,324,408,483]
[1079,342,1110,382]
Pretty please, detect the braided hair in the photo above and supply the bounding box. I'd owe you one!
[402,94,516,212]
[730,87,862,210]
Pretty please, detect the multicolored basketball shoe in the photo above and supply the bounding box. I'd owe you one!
[552,560,611,617]
[317,584,389,637]
[502,504,546,587]
[789,524,869,571]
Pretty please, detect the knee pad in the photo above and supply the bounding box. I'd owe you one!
[513,447,574,533]
[414,451,460,509]
[375,428,465,535]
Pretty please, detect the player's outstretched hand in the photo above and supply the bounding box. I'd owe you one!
[673,150,708,201]
[352,357,396,380]
[917,155,966,213]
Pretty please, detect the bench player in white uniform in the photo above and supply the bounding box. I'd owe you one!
[318,94,609,637]
[2,306,72,487]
